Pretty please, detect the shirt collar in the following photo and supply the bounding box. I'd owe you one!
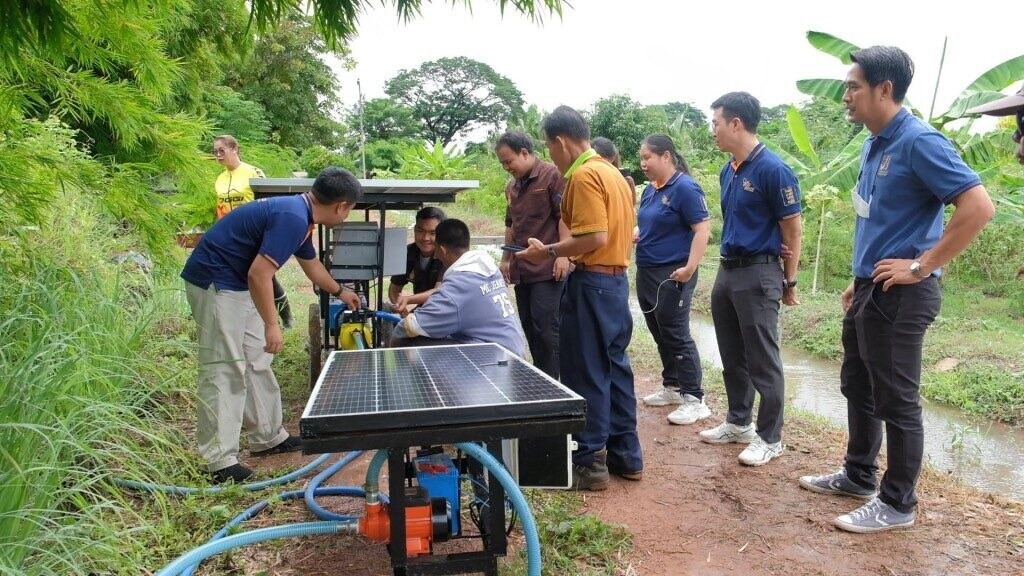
[564,148,599,179]
[877,108,911,141]
[729,142,765,171]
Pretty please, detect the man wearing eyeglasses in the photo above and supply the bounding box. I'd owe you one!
[212,135,292,329]
[389,206,447,315]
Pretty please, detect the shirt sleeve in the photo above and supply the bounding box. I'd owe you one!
[294,231,315,260]
[405,289,460,338]
[567,169,609,236]
[910,132,983,204]
[260,212,311,268]
[548,170,566,222]
[673,178,710,226]
[764,164,803,219]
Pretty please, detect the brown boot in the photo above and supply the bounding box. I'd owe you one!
[571,450,610,491]
[603,450,643,481]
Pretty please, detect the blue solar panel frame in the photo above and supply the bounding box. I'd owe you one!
[300,343,585,438]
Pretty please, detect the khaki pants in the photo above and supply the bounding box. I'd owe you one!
[185,283,289,471]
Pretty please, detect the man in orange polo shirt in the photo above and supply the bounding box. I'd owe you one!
[518,105,641,490]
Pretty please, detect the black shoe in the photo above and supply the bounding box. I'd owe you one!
[275,295,293,329]
[251,435,302,456]
[212,463,254,484]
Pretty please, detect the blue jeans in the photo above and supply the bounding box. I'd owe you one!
[560,270,642,472]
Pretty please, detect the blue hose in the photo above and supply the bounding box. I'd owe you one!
[363,448,390,497]
[374,310,402,324]
[114,453,333,495]
[180,486,365,576]
[456,442,542,576]
[156,520,358,576]
[305,451,366,520]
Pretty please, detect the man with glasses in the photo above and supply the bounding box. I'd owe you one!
[212,135,292,328]
[389,206,446,315]
[798,46,994,534]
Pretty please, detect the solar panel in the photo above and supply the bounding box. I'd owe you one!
[300,343,585,437]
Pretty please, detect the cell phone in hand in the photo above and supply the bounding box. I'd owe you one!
[500,244,527,253]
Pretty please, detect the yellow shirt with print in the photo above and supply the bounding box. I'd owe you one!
[215,162,266,220]
[561,155,635,267]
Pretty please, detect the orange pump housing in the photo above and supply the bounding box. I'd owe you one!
[359,499,437,557]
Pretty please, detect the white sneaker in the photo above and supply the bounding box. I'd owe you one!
[642,387,684,406]
[667,394,712,425]
[738,436,784,466]
[698,421,757,444]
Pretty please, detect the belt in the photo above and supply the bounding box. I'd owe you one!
[574,263,627,276]
[719,254,779,270]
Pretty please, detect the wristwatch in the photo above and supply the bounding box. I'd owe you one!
[909,261,923,278]
[546,246,558,258]
[783,278,798,289]
[331,285,347,298]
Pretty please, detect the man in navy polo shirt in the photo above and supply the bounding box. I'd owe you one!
[799,46,994,533]
[698,92,803,468]
[181,167,363,483]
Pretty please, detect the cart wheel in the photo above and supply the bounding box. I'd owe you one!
[308,302,322,389]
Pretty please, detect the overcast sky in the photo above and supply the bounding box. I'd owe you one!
[331,0,1020,127]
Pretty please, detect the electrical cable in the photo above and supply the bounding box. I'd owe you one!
[638,277,681,314]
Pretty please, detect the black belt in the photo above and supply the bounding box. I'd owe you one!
[720,255,779,270]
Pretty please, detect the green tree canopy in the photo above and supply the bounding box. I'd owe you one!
[228,12,350,150]
[353,97,422,141]
[587,95,667,169]
[660,101,707,128]
[384,56,525,145]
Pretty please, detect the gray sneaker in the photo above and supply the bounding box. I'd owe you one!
[799,468,876,500]
[833,497,916,534]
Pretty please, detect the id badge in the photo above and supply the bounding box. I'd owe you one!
[851,182,871,219]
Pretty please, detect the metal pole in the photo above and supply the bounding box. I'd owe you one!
[358,78,368,179]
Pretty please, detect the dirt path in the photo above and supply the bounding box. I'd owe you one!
[222,380,1023,576]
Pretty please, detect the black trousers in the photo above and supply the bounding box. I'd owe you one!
[515,279,565,379]
[635,264,703,398]
[841,277,941,513]
[710,262,785,443]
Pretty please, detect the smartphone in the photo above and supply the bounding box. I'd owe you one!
[500,244,526,253]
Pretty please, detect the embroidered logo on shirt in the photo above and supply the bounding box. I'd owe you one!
[742,178,756,193]
[781,186,798,207]
[878,155,892,177]
[661,194,670,205]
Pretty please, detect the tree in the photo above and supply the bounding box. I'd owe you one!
[4,1,566,60]
[353,98,421,141]
[588,95,667,170]
[228,12,350,150]
[384,56,525,145]
[661,101,706,128]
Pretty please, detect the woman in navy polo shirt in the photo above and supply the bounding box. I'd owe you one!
[635,135,713,426]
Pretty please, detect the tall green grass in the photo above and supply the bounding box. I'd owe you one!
[0,179,207,574]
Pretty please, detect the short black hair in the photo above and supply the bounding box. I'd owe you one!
[415,206,446,224]
[591,137,619,164]
[496,131,534,155]
[311,166,363,205]
[435,218,470,251]
[711,92,762,133]
[542,105,590,142]
[850,46,915,103]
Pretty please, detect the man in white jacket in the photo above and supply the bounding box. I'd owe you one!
[392,218,526,358]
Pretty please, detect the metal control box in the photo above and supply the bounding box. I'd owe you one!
[328,223,406,281]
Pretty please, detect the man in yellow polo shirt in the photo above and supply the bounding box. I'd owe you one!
[212,134,292,328]
[518,105,642,491]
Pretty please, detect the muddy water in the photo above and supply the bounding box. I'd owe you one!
[634,305,1024,500]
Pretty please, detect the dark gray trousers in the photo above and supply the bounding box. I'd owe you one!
[635,264,703,398]
[841,277,941,513]
[710,262,785,443]
[515,279,564,379]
